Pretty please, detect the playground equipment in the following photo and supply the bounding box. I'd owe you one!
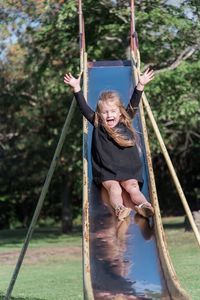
[4,1,200,299]
[78,1,200,299]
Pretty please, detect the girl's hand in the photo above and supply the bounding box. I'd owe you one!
[64,72,82,93]
[137,68,154,91]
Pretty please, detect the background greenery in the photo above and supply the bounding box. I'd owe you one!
[0,0,199,230]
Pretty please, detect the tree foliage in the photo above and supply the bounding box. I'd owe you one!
[0,0,199,229]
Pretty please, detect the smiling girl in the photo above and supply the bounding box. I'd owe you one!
[64,69,154,221]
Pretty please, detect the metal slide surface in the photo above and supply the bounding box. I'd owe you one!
[85,61,171,299]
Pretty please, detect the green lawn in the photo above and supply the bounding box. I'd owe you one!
[162,216,200,300]
[0,218,199,300]
[0,228,83,300]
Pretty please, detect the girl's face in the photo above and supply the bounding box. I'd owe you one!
[99,101,121,128]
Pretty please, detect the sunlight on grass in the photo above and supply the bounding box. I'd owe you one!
[0,250,83,300]
[163,216,200,300]
[0,262,83,300]
[0,228,83,299]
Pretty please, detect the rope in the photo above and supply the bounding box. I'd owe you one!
[78,0,85,72]
[130,0,138,63]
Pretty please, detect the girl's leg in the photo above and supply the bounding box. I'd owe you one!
[102,180,131,221]
[120,179,150,206]
[120,179,154,217]
[102,180,123,208]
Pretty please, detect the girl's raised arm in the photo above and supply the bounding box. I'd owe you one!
[64,73,95,125]
[136,68,154,91]
[126,68,154,118]
[64,72,81,93]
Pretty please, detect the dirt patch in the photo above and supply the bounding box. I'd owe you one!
[0,246,82,265]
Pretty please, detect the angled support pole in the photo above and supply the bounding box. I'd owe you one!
[142,92,200,247]
[4,98,77,300]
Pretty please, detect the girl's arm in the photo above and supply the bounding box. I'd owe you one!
[126,68,154,118]
[64,73,95,125]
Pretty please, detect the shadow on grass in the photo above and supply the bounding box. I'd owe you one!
[0,226,82,247]
[163,221,185,230]
[0,293,44,300]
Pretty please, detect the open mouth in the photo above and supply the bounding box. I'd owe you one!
[106,118,115,127]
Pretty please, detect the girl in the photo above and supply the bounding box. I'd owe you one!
[64,69,154,221]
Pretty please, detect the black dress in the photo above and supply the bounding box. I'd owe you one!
[74,88,143,187]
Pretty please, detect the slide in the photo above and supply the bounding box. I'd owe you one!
[82,61,190,300]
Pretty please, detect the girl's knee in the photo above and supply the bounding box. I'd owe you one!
[102,180,122,194]
[121,179,139,193]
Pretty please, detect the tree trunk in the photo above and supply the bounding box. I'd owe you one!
[61,176,73,233]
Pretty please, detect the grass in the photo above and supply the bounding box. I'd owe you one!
[0,217,199,300]
[162,216,200,300]
[0,227,83,300]
[0,263,83,300]
[0,227,82,249]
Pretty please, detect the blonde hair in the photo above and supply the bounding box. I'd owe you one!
[94,91,135,147]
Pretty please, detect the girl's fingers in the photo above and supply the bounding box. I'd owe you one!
[65,72,80,80]
[148,76,154,81]
[64,73,76,84]
[64,73,73,79]
[144,68,150,75]
[149,72,155,78]
[143,69,154,81]
[64,78,70,83]
[148,69,154,74]
[64,74,71,80]
[145,70,154,77]
[144,68,154,76]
